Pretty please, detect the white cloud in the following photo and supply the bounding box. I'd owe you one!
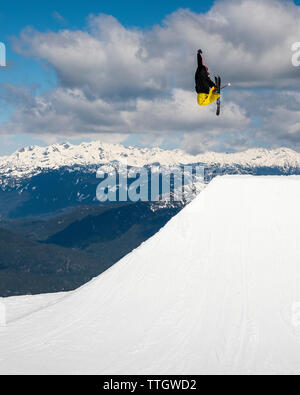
[0,84,130,136]
[13,1,300,93]
[124,89,249,135]
[0,85,249,141]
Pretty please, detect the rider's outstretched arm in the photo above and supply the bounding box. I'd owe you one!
[197,51,203,68]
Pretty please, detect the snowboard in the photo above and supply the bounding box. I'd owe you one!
[215,76,221,116]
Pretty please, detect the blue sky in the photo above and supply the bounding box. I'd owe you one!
[0,0,214,85]
[0,0,214,33]
[0,0,214,154]
[0,0,300,155]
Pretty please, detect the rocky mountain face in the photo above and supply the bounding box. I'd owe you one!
[1,142,300,218]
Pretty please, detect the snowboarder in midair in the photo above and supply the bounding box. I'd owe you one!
[195,49,220,111]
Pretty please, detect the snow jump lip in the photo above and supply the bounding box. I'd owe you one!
[1,175,300,375]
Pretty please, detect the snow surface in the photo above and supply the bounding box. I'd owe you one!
[0,141,300,180]
[3,293,66,324]
[1,176,300,375]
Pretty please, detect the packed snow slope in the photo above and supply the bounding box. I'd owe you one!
[2,176,300,375]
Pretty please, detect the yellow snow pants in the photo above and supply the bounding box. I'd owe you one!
[197,87,220,106]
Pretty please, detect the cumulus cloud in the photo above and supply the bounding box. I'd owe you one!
[0,85,249,142]
[124,89,249,135]
[224,88,300,149]
[13,16,168,100]
[1,0,300,152]
[14,0,300,92]
[254,91,300,147]
[0,84,129,136]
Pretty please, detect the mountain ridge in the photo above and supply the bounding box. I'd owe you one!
[1,141,300,180]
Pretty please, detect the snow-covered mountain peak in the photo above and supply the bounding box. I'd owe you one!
[1,141,300,179]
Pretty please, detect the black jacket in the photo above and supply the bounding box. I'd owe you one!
[195,52,215,94]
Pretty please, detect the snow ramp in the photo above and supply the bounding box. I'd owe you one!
[1,176,300,375]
